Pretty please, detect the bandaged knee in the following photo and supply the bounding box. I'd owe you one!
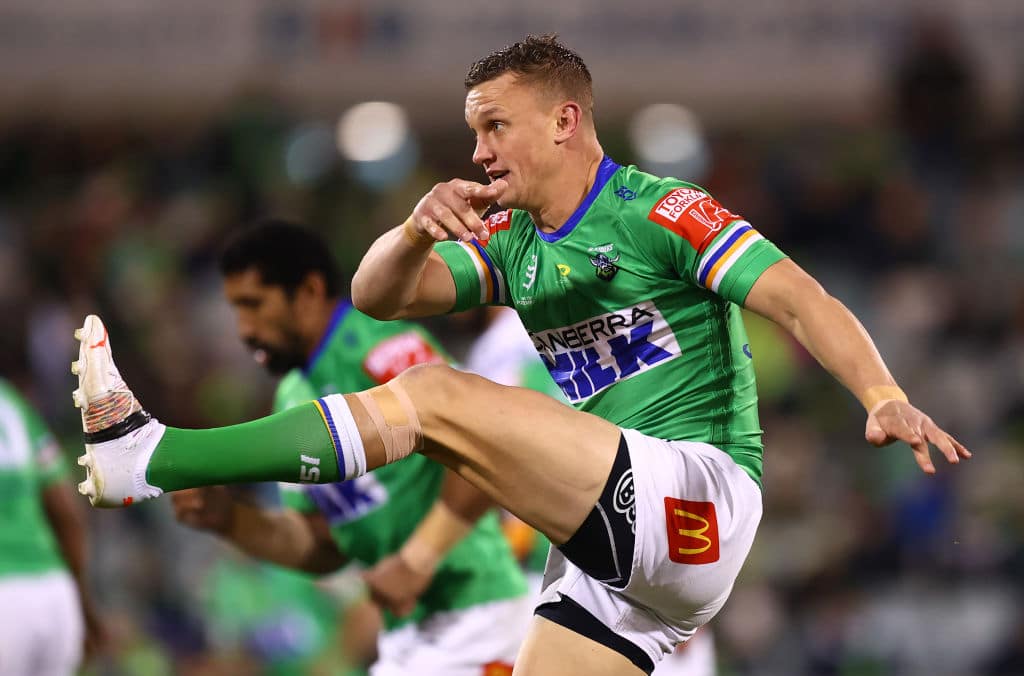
[355,381,423,464]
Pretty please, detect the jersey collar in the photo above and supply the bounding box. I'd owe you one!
[304,299,353,375]
[535,155,621,243]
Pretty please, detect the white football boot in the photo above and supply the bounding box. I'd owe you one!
[72,314,165,507]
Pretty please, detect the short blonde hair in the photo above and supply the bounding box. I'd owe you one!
[465,34,593,114]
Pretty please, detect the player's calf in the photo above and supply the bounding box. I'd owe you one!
[70,316,357,508]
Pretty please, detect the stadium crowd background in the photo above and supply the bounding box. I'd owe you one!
[1,3,1022,675]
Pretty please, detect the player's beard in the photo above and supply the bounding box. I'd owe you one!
[246,336,306,375]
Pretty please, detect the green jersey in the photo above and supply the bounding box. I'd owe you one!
[0,379,69,576]
[276,302,526,629]
[436,158,787,483]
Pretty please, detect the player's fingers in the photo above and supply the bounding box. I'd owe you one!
[413,213,449,241]
[878,413,933,472]
[465,181,509,224]
[908,437,935,474]
[951,437,973,459]
[880,410,923,448]
[454,200,490,239]
[864,415,889,447]
[467,177,508,204]
[447,183,492,237]
[923,423,960,464]
[432,205,476,242]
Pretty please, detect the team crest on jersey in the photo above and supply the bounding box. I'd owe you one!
[587,243,620,282]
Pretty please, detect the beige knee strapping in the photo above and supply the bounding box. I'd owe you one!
[355,381,423,464]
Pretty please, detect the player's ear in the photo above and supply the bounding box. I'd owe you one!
[296,271,327,305]
[553,101,583,144]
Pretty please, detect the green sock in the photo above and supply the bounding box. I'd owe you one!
[146,402,341,491]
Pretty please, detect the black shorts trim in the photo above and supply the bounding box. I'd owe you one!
[535,594,655,675]
[556,433,635,588]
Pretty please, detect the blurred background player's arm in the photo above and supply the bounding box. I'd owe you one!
[362,470,493,617]
[41,472,109,658]
[172,486,347,574]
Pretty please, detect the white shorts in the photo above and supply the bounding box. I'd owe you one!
[0,571,84,676]
[653,627,716,676]
[369,595,533,676]
[538,428,762,668]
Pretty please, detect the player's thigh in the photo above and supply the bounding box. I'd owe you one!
[399,365,622,543]
[513,616,645,676]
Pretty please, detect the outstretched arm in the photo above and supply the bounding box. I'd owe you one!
[744,258,971,473]
[172,486,346,574]
[351,179,505,319]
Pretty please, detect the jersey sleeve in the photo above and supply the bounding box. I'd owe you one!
[432,210,512,312]
[644,183,787,305]
[278,482,318,513]
[12,391,68,487]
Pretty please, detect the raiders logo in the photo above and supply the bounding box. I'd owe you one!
[613,468,636,533]
[589,252,620,281]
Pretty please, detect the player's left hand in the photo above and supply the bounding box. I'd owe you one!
[865,399,972,474]
[362,552,434,618]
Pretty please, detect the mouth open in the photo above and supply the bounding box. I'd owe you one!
[488,170,509,182]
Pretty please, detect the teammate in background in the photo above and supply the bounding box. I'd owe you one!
[466,306,718,676]
[71,36,970,676]
[0,378,106,675]
[168,222,529,676]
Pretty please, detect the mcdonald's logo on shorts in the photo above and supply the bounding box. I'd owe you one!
[664,497,720,564]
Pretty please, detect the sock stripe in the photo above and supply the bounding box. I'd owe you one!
[313,398,345,477]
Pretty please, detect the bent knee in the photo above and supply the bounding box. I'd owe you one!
[392,363,507,418]
[391,362,467,404]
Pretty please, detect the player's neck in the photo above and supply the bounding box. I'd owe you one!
[302,297,343,362]
[529,147,604,233]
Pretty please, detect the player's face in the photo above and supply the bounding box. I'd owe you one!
[222,269,308,375]
[466,73,559,210]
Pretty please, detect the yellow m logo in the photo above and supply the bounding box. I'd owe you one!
[665,497,719,564]
[673,508,712,555]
